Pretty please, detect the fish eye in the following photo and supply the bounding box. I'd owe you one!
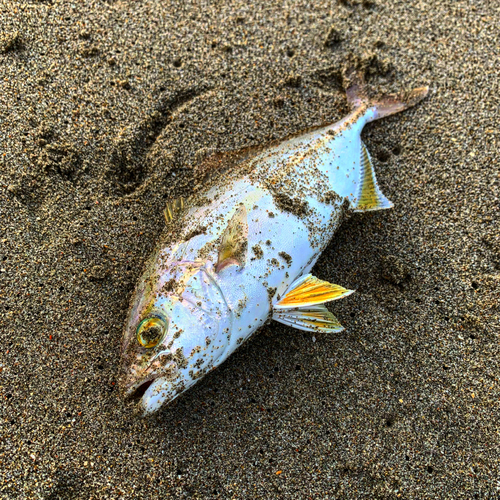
[136,316,168,349]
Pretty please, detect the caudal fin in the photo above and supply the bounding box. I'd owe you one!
[344,66,428,122]
[343,65,428,212]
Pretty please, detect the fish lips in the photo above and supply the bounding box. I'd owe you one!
[122,360,179,405]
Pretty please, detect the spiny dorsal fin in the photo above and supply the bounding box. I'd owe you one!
[164,198,186,223]
[274,274,354,310]
[351,142,393,212]
[273,305,344,333]
[216,204,248,273]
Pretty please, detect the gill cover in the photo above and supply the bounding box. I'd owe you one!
[151,260,233,359]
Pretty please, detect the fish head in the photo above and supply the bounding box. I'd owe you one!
[120,257,232,415]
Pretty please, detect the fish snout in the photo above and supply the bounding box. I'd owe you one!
[121,356,179,402]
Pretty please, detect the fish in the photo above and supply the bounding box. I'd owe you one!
[120,68,428,415]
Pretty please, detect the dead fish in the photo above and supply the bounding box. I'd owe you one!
[120,68,428,414]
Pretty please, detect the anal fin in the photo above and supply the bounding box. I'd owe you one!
[352,142,393,212]
[273,305,344,333]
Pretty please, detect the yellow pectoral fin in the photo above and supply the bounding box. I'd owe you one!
[273,305,344,333]
[274,274,354,310]
[216,204,248,273]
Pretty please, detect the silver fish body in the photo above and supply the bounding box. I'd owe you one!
[121,72,428,414]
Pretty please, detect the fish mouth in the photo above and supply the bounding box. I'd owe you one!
[126,378,156,401]
[122,361,179,404]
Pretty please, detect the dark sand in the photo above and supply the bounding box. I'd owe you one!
[1,0,499,498]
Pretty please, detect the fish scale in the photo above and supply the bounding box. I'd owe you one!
[120,69,428,414]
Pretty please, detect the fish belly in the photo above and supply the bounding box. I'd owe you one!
[201,175,346,357]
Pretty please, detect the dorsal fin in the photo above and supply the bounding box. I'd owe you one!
[273,305,344,333]
[351,143,393,212]
[274,274,354,310]
[216,204,248,272]
[164,198,186,223]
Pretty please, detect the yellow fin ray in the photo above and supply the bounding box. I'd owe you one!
[352,143,393,212]
[164,198,186,223]
[274,274,354,310]
[273,305,343,333]
[216,204,248,272]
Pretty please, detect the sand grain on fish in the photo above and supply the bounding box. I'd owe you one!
[0,0,499,498]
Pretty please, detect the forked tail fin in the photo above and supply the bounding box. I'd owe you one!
[344,66,429,122]
[342,66,428,212]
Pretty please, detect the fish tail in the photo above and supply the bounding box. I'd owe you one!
[342,65,428,212]
[344,66,429,122]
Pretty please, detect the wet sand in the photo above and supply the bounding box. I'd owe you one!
[1,0,499,498]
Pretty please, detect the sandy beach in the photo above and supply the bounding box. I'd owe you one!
[0,0,498,498]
